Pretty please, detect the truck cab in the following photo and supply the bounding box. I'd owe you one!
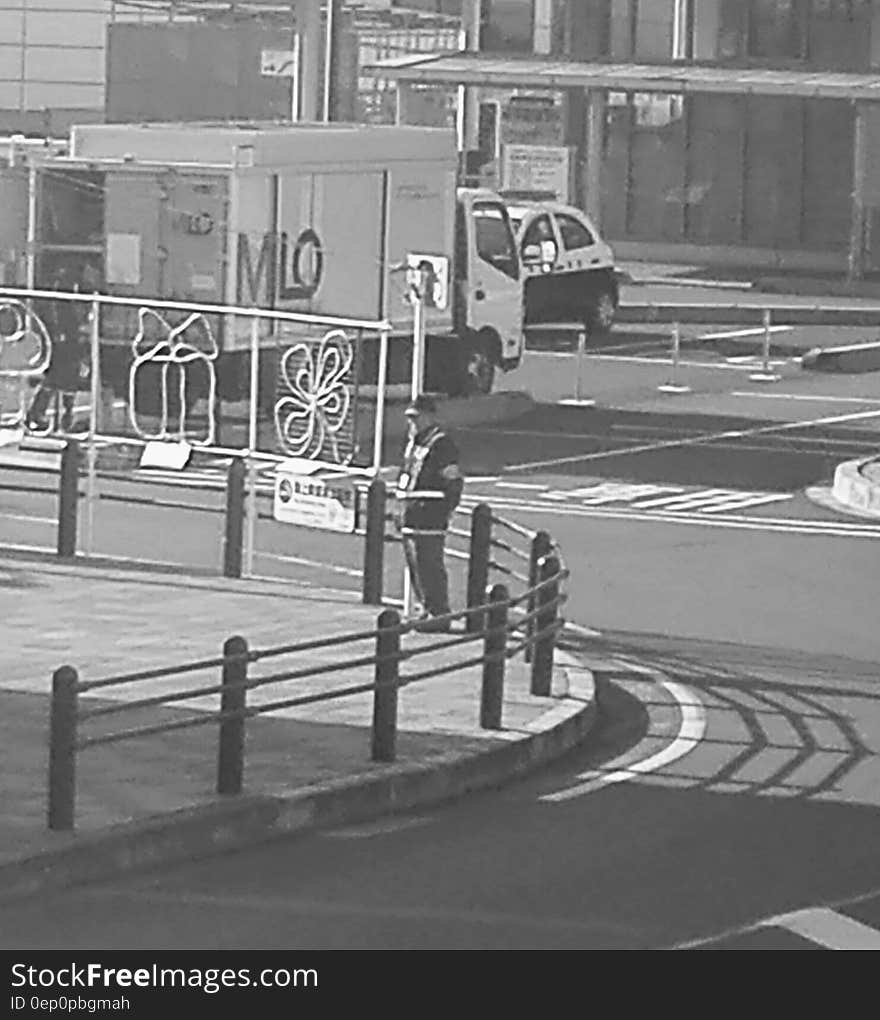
[450,188,523,395]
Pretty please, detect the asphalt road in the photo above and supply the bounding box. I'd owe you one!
[3,298,880,950]
[4,402,880,948]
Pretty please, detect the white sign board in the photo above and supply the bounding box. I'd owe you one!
[405,253,449,311]
[106,232,141,286]
[501,144,571,203]
[261,49,297,78]
[273,461,358,533]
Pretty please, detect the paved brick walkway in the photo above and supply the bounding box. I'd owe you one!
[0,553,570,870]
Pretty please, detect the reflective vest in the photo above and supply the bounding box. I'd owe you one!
[395,425,452,534]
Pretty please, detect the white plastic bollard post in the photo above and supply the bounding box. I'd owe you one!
[557,327,595,407]
[750,308,781,382]
[658,322,691,393]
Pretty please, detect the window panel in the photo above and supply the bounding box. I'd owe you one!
[473,200,519,279]
[556,213,595,250]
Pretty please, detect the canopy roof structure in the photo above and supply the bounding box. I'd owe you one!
[369,51,880,102]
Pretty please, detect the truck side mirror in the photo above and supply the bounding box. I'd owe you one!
[521,243,542,265]
[539,239,558,267]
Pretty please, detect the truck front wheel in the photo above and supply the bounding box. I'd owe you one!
[586,285,617,336]
[462,332,497,396]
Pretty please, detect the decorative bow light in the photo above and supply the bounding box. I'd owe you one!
[129,307,218,446]
[274,329,354,462]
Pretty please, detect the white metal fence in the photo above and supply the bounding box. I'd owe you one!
[0,285,392,575]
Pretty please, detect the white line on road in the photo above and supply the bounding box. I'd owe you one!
[700,326,793,341]
[730,391,880,404]
[461,494,880,539]
[255,551,363,578]
[764,908,880,949]
[494,482,549,491]
[504,408,880,473]
[539,676,706,802]
[528,350,776,371]
[627,488,731,510]
[697,493,792,514]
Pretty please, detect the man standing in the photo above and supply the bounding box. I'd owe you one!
[26,267,86,433]
[396,394,464,632]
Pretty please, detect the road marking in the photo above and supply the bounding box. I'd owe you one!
[505,481,792,515]
[763,908,880,950]
[725,356,787,366]
[701,326,793,341]
[731,391,880,404]
[255,551,363,578]
[503,408,880,473]
[461,494,880,539]
[495,482,549,491]
[668,883,880,950]
[627,488,730,509]
[539,677,706,802]
[531,350,773,371]
[543,482,682,506]
[697,493,791,514]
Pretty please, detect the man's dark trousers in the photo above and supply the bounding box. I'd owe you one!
[403,533,450,616]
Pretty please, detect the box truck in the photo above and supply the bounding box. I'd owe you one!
[6,121,524,406]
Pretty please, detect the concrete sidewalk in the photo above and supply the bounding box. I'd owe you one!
[0,552,599,902]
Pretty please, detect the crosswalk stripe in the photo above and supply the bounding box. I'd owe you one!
[699,493,792,514]
[765,908,880,950]
[627,488,731,509]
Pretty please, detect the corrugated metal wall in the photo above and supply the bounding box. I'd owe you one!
[601,91,854,253]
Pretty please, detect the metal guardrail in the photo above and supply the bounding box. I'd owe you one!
[46,503,569,830]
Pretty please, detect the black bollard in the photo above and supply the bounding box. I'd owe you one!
[47,665,79,830]
[56,438,79,558]
[466,503,492,633]
[362,477,386,605]
[223,457,246,578]
[217,635,249,796]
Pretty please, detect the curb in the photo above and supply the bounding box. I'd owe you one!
[801,341,880,374]
[828,457,880,517]
[0,658,601,904]
[756,276,880,300]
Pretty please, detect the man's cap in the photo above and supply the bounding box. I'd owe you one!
[404,394,438,416]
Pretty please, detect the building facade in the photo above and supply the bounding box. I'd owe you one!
[390,0,880,272]
[0,0,110,134]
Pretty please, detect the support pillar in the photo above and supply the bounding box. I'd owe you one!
[584,89,605,227]
[460,0,482,179]
[848,101,868,285]
[296,0,321,122]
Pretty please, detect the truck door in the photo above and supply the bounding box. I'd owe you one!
[461,195,522,365]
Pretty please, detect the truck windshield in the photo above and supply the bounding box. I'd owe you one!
[473,201,519,280]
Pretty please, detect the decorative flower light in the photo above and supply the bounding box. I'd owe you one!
[129,307,218,446]
[274,329,354,462]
